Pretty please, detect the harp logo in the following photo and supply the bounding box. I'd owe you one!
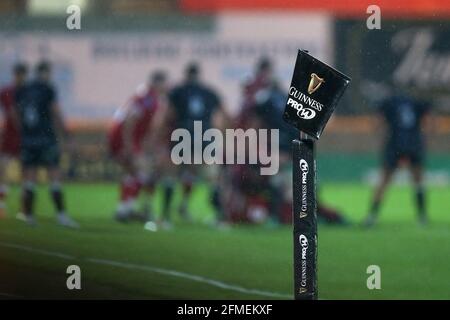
[308,73,325,94]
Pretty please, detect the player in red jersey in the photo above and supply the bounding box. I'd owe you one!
[225,58,281,224]
[108,71,168,222]
[237,57,274,128]
[0,63,28,218]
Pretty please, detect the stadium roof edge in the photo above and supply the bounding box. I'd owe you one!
[179,0,450,18]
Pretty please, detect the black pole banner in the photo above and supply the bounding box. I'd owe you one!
[283,50,351,300]
[292,138,317,300]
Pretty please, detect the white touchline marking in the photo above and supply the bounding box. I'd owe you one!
[87,257,291,299]
[0,241,291,299]
[0,242,75,260]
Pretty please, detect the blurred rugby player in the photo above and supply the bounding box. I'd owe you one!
[246,79,290,224]
[166,62,229,227]
[108,71,168,222]
[237,57,274,129]
[0,62,28,218]
[364,87,431,227]
[229,58,293,224]
[15,61,78,227]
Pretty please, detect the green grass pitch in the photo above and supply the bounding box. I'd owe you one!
[0,182,449,299]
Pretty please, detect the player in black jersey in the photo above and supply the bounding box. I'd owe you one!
[364,91,431,227]
[14,61,78,227]
[166,62,229,227]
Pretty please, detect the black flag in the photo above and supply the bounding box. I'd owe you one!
[283,50,351,139]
